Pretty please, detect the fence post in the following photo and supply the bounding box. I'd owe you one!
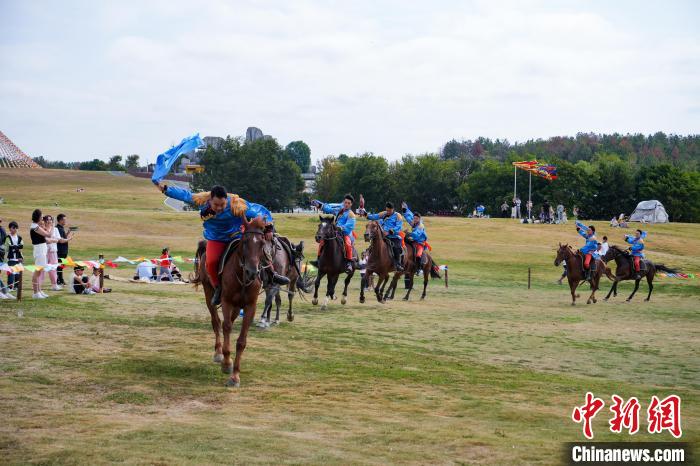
[99,254,104,292]
[528,267,531,289]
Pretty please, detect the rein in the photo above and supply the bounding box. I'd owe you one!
[235,228,266,288]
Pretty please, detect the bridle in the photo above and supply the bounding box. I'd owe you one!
[236,227,268,288]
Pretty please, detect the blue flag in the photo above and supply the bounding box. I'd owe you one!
[151,133,204,184]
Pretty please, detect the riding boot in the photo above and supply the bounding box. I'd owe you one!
[344,259,353,274]
[271,271,291,285]
[211,285,222,306]
[634,271,641,280]
[394,256,404,272]
[585,269,591,281]
[310,258,319,268]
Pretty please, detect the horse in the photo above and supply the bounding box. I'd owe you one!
[603,245,677,302]
[191,216,270,387]
[554,243,612,305]
[258,238,313,328]
[360,220,405,303]
[386,239,446,301]
[312,215,356,310]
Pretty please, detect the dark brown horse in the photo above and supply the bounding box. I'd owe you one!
[192,216,269,387]
[554,243,611,305]
[360,221,405,303]
[386,240,446,301]
[312,215,356,310]
[259,238,312,327]
[603,245,677,302]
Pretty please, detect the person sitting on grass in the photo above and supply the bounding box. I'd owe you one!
[72,266,95,294]
[89,267,111,293]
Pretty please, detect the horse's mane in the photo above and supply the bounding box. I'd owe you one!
[319,214,335,222]
[610,245,629,256]
[247,216,267,229]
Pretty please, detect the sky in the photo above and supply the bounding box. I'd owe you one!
[1,0,699,164]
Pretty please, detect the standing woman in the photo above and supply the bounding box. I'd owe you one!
[44,215,62,291]
[30,209,52,299]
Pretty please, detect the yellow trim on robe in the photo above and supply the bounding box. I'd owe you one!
[191,192,211,206]
[229,194,249,217]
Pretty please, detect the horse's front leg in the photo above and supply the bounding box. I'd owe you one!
[323,274,339,310]
[312,271,324,305]
[626,279,641,302]
[569,278,579,305]
[587,276,599,304]
[220,301,235,375]
[604,278,618,301]
[421,267,429,300]
[204,283,223,363]
[227,300,256,388]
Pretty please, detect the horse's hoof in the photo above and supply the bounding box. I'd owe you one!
[287,313,294,322]
[225,378,240,388]
[221,364,233,374]
[213,353,224,364]
[341,297,346,305]
[575,294,581,298]
[403,297,409,301]
[312,298,318,305]
[359,297,365,304]
[571,302,576,306]
[271,320,279,326]
[592,298,597,303]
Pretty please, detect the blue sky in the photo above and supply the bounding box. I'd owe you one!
[1,0,698,164]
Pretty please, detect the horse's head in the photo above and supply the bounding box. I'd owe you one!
[605,245,625,262]
[364,221,381,242]
[554,243,570,266]
[315,215,336,243]
[240,216,268,283]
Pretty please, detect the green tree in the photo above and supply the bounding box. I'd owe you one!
[314,156,343,202]
[391,154,459,214]
[192,136,303,211]
[79,159,108,171]
[336,153,392,211]
[107,155,124,171]
[285,140,311,173]
[636,164,700,222]
[125,154,140,170]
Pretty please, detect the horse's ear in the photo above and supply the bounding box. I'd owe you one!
[558,242,561,247]
[319,215,324,222]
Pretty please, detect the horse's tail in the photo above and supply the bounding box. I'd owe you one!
[189,240,207,289]
[655,264,679,274]
[428,257,447,287]
[295,269,315,296]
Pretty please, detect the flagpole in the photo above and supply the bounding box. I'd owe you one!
[528,171,532,220]
[513,165,517,203]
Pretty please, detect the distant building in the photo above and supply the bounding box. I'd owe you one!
[246,127,264,142]
[0,130,40,168]
[302,172,316,193]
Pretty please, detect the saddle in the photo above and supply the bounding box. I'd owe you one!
[218,238,241,276]
[576,250,597,274]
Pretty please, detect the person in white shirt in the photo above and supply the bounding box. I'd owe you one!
[600,236,609,261]
[136,260,155,281]
[44,215,62,291]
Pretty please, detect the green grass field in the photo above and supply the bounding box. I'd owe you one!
[1,168,698,465]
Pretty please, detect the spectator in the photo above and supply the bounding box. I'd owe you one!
[44,215,62,291]
[610,216,619,228]
[556,203,564,223]
[526,200,533,219]
[0,217,6,263]
[55,214,74,286]
[543,200,551,223]
[600,236,609,259]
[135,260,156,281]
[5,221,23,292]
[29,209,54,299]
[618,213,629,228]
[500,201,509,218]
[158,247,173,281]
[72,266,95,294]
[548,205,555,224]
[89,267,111,293]
[573,206,580,220]
[513,197,522,219]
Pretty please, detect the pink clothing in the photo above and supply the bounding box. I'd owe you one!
[47,250,59,286]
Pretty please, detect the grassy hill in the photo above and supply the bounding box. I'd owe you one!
[1,168,698,465]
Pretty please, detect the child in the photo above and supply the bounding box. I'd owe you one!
[89,267,111,293]
[72,266,95,294]
[157,247,173,282]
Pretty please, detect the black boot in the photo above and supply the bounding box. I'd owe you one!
[272,272,290,285]
[310,258,319,268]
[211,285,222,306]
[634,272,641,280]
[344,259,353,274]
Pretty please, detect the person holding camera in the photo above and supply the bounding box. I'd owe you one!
[55,214,74,286]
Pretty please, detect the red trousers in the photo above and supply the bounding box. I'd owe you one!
[633,256,641,272]
[415,243,424,258]
[206,240,228,287]
[584,253,592,269]
[318,236,353,260]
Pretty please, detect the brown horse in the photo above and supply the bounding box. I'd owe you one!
[191,216,269,387]
[386,240,445,301]
[360,221,405,303]
[603,245,677,302]
[312,215,356,310]
[554,243,611,305]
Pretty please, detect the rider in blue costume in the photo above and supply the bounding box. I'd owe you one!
[575,221,598,280]
[364,202,405,271]
[625,229,647,279]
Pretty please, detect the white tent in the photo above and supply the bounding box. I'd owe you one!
[629,200,669,223]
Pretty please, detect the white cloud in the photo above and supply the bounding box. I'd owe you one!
[0,0,698,162]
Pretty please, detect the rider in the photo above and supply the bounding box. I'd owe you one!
[157,183,289,306]
[575,221,597,280]
[401,202,428,268]
[310,194,356,273]
[625,229,647,280]
[364,202,405,272]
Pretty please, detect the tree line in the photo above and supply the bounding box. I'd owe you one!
[34,155,140,171]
